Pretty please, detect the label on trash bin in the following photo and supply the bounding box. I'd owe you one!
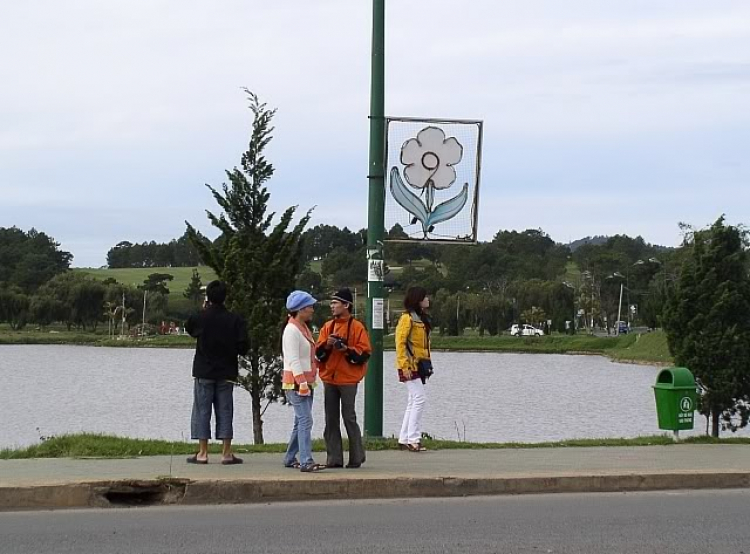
[678,396,694,425]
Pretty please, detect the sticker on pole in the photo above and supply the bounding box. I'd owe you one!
[372,298,384,330]
[368,259,385,282]
[385,117,482,243]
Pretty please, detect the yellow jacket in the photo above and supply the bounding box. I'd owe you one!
[395,312,431,380]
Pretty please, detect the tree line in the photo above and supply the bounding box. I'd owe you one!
[106,231,209,268]
[0,222,678,336]
[0,226,206,332]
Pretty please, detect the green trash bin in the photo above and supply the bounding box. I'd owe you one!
[653,367,697,431]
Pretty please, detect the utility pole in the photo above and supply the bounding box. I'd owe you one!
[364,0,386,437]
[142,290,147,337]
[616,283,624,336]
[121,291,126,337]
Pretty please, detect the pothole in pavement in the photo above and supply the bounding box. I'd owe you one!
[100,480,188,507]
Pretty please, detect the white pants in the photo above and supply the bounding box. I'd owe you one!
[399,378,426,445]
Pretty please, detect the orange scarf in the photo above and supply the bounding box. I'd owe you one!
[288,316,318,370]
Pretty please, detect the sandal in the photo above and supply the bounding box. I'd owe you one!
[221,455,244,465]
[398,443,409,451]
[299,463,326,473]
[186,454,208,465]
[407,444,427,452]
[284,460,301,469]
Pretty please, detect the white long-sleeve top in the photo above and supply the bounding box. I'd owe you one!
[282,323,313,378]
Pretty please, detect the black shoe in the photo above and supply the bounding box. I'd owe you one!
[345,462,362,469]
[327,463,344,468]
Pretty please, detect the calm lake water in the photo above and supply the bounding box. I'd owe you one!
[0,345,731,448]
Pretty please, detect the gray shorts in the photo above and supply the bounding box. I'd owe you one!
[190,378,234,440]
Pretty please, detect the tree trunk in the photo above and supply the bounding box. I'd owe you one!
[251,388,265,445]
[711,408,721,438]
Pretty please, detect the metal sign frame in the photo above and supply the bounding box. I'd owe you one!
[384,116,483,244]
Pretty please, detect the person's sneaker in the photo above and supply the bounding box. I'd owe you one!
[299,463,325,473]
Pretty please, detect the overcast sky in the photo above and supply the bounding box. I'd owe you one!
[1,1,748,267]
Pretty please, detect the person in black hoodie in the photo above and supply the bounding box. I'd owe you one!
[185,281,248,465]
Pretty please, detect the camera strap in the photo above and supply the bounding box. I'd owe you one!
[326,315,353,344]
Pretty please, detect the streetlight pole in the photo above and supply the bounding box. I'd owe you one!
[121,291,126,337]
[563,281,577,334]
[364,0,386,438]
[616,283,624,336]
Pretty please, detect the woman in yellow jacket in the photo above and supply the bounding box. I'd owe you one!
[395,286,432,452]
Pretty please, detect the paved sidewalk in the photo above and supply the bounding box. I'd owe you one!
[1,445,749,510]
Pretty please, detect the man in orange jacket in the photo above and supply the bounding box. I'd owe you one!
[315,288,372,468]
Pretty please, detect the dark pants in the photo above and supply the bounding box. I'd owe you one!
[323,383,365,466]
[191,378,234,440]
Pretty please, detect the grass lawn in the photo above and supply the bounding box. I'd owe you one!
[75,266,217,313]
[563,260,581,284]
[75,266,216,291]
[0,324,195,348]
[307,260,323,274]
[607,331,673,364]
[2,432,746,459]
[383,330,673,364]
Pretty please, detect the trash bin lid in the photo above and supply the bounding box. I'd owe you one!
[654,367,695,389]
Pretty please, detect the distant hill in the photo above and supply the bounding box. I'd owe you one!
[566,236,675,253]
[566,236,609,252]
[74,266,217,314]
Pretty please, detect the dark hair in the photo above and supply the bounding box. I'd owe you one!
[403,286,427,313]
[280,311,296,349]
[403,286,431,332]
[206,280,227,305]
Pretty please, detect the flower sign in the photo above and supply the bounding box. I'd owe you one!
[386,118,482,242]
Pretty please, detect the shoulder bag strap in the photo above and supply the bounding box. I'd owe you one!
[405,315,415,360]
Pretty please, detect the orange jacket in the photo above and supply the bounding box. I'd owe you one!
[315,315,372,385]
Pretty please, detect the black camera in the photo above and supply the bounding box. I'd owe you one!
[332,335,347,350]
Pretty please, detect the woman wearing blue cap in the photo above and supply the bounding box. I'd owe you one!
[282,290,325,472]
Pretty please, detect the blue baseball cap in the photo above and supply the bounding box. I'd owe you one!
[286,290,317,312]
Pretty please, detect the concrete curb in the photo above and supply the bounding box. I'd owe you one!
[2,472,749,510]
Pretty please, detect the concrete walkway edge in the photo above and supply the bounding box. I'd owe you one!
[3,472,750,510]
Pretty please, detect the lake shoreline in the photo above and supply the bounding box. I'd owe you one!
[0,331,673,365]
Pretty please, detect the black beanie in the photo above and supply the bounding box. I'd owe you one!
[331,287,354,306]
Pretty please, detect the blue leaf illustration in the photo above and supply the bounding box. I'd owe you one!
[426,183,469,228]
[390,167,428,230]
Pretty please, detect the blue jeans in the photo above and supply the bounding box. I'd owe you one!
[191,378,234,440]
[284,390,315,467]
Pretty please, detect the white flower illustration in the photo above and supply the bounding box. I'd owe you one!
[400,126,463,191]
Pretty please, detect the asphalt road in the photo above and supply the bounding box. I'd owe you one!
[1,490,749,554]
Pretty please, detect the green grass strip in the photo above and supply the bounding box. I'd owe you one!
[2,433,747,460]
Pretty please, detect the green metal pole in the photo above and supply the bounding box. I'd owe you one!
[365,0,385,438]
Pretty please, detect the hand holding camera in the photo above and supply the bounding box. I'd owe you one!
[330,334,348,352]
